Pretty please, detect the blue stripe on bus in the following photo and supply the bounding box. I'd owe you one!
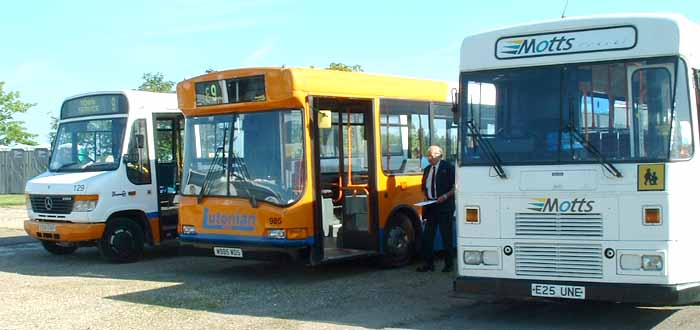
[146,212,159,219]
[180,233,314,247]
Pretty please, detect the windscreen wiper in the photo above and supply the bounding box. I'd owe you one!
[465,120,507,179]
[197,146,224,203]
[566,125,623,178]
[229,121,258,208]
[54,162,78,172]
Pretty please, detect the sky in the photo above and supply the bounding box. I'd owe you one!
[1,0,699,145]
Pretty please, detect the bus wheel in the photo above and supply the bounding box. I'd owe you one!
[41,241,78,255]
[381,213,415,267]
[98,218,144,263]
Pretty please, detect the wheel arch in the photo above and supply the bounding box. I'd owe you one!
[383,204,423,252]
[106,210,154,245]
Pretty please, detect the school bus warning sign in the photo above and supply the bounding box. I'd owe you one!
[638,164,665,191]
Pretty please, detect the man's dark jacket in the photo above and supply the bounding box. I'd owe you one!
[421,160,456,213]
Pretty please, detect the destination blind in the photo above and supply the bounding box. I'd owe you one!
[61,94,128,119]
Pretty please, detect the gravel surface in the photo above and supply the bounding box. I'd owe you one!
[3,207,700,330]
[0,206,27,230]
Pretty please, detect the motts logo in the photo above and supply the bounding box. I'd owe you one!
[528,198,594,213]
[500,36,575,56]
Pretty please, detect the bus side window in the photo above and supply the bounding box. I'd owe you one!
[379,99,430,174]
[431,102,459,163]
[125,119,152,185]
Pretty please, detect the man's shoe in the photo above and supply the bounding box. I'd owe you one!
[442,264,453,273]
[416,264,434,272]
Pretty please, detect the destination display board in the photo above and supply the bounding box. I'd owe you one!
[61,94,128,119]
[195,75,266,107]
[495,26,637,60]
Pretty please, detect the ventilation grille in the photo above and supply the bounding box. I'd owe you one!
[515,212,603,238]
[30,195,74,214]
[515,242,603,279]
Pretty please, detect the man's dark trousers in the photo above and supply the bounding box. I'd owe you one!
[422,204,454,267]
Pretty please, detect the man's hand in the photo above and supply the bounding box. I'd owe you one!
[437,195,446,204]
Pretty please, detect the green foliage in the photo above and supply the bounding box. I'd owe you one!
[137,72,175,93]
[0,82,37,146]
[326,63,364,72]
[48,114,59,146]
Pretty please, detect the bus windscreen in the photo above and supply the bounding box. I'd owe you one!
[61,94,128,119]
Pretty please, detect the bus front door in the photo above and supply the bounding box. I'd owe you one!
[153,114,184,243]
[311,97,379,263]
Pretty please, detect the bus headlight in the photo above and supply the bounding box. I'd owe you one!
[73,195,99,212]
[182,225,196,235]
[463,250,482,265]
[482,250,500,266]
[267,229,286,239]
[619,254,641,270]
[642,255,663,271]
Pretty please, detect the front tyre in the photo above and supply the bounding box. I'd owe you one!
[381,213,416,267]
[41,241,78,255]
[98,218,144,263]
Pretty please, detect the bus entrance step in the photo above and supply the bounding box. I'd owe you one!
[322,248,376,263]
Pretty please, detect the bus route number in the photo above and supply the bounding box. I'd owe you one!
[73,185,85,192]
[269,217,282,225]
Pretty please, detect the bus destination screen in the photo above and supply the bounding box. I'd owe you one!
[61,94,128,119]
[195,75,266,107]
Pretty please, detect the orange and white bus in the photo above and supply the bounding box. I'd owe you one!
[176,68,456,265]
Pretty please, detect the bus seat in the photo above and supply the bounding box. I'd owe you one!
[601,132,617,156]
[156,163,178,195]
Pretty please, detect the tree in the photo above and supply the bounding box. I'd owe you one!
[0,82,37,146]
[137,72,175,93]
[48,114,59,146]
[326,63,364,72]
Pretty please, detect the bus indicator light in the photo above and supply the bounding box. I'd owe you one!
[465,207,480,223]
[286,228,307,240]
[644,207,662,225]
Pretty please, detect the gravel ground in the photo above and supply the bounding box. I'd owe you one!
[3,207,700,330]
[0,206,27,230]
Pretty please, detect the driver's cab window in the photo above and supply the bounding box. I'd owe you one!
[126,119,151,185]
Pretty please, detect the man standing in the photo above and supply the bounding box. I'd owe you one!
[417,145,455,272]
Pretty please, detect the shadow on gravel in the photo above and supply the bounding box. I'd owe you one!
[418,298,680,330]
[0,243,683,330]
[0,234,33,246]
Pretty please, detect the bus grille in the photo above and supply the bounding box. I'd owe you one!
[30,195,74,214]
[515,243,603,279]
[515,212,603,238]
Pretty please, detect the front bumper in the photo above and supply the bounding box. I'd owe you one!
[24,220,105,242]
[178,234,313,262]
[454,276,700,305]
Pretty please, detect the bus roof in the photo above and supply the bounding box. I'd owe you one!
[61,90,179,120]
[177,67,451,116]
[460,13,700,72]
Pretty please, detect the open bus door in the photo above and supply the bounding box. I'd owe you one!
[310,96,380,264]
[153,113,184,242]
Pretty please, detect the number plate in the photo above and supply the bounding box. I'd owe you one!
[213,247,243,258]
[531,283,585,300]
[39,223,57,232]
